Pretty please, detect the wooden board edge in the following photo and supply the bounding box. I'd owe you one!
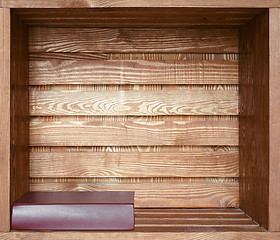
[269,7,280,232]
[0,7,10,232]
[0,0,280,8]
[0,231,280,240]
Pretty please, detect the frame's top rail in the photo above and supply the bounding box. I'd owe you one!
[0,0,279,8]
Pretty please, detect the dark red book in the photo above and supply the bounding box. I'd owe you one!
[12,191,134,230]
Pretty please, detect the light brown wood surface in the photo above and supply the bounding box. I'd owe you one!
[29,53,239,61]
[29,59,239,85]
[29,28,238,53]
[30,89,238,116]
[26,18,240,214]
[30,119,238,146]
[269,8,280,232]
[1,0,279,8]
[30,182,238,208]
[0,8,10,232]
[2,232,280,240]
[30,151,239,178]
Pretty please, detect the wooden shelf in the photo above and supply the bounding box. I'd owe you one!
[134,208,264,232]
[0,5,280,238]
[2,208,280,240]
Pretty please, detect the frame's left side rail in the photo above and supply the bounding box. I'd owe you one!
[0,7,11,232]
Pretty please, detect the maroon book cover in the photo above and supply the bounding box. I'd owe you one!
[12,191,134,230]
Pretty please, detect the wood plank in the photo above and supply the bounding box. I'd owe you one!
[30,89,239,116]
[133,226,264,232]
[29,60,239,85]
[29,53,239,61]
[29,177,239,184]
[30,145,239,152]
[0,8,10,232]
[239,11,270,230]
[10,11,30,212]
[30,145,239,153]
[30,151,239,178]
[2,232,279,240]
[30,182,239,208]
[30,119,239,146]
[269,8,280,232]
[135,218,255,225]
[14,8,263,28]
[29,28,238,53]
[1,0,279,8]
[135,208,244,214]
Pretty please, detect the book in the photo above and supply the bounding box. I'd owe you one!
[12,191,134,230]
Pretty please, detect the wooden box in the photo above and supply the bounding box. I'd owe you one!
[0,1,279,239]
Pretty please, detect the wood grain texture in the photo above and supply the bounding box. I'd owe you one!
[29,177,239,184]
[14,8,264,28]
[2,232,279,240]
[30,89,239,116]
[239,11,269,230]
[269,8,280,232]
[29,28,238,53]
[30,151,239,178]
[1,0,279,8]
[30,119,239,146]
[29,60,239,85]
[10,11,29,212]
[134,208,248,218]
[30,182,239,208]
[29,53,239,61]
[0,8,10,232]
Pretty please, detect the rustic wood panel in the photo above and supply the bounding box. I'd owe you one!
[0,8,10,232]
[135,218,255,225]
[1,0,279,8]
[30,182,239,208]
[30,89,238,116]
[14,8,263,28]
[2,232,279,240]
[29,177,239,184]
[30,84,239,92]
[29,60,239,85]
[10,11,30,211]
[134,208,248,218]
[29,53,239,61]
[239,11,269,230]
[29,28,238,53]
[30,145,239,153]
[269,8,280,232]
[30,151,239,178]
[30,119,239,146]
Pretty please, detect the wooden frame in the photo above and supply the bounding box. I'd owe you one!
[0,2,279,239]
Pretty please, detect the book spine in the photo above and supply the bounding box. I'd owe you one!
[12,204,134,230]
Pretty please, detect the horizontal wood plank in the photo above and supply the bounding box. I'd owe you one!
[30,151,239,178]
[3,232,279,240]
[29,53,239,61]
[135,218,255,225]
[29,28,238,53]
[30,89,239,116]
[29,177,239,184]
[30,182,239,208]
[2,0,279,8]
[29,60,239,85]
[30,120,239,146]
[15,8,263,28]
